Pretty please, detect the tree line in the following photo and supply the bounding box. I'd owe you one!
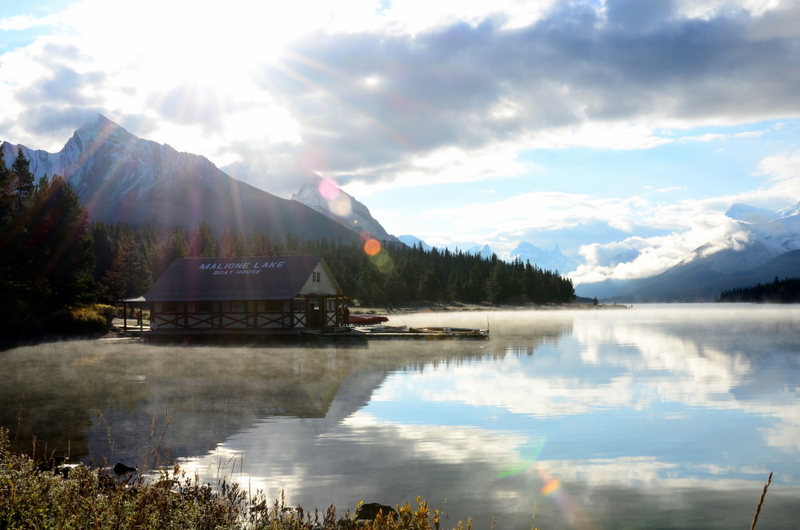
[0,147,95,335]
[717,277,800,303]
[89,221,575,307]
[0,147,574,335]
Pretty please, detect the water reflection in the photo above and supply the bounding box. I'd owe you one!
[3,305,800,528]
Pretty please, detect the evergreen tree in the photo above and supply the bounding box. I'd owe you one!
[465,265,485,303]
[447,270,465,302]
[418,267,442,301]
[485,263,511,304]
[189,221,216,258]
[0,146,15,214]
[11,147,35,209]
[383,270,408,306]
[103,232,134,302]
[27,175,94,305]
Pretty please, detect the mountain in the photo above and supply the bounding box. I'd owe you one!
[577,203,800,302]
[398,235,434,251]
[290,174,399,244]
[1,115,363,244]
[725,203,780,224]
[510,242,580,273]
[467,244,494,259]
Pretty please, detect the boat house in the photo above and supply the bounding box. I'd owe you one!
[124,256,346,336]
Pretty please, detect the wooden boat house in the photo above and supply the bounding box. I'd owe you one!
[123,256,346,336]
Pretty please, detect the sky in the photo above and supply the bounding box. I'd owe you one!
[2,0,800,286]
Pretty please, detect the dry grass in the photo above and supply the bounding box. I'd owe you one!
[0,428,482,530]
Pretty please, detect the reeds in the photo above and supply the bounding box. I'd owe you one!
[0,427,469,529]
[750,471,773,530]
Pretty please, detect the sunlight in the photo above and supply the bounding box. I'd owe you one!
[52,0,316,160]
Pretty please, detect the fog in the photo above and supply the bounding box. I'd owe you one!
[3,304,800,528]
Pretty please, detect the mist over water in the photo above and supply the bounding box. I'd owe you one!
[3,304,800,529]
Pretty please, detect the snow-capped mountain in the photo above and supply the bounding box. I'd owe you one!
[291,175,399,244]
[1,115,363,243]
[725,203,781,224]
[577,202,800,301]
[737,202,800,254]
[398,235,434,251]
[467,244,494,259]
[510,242,580,273]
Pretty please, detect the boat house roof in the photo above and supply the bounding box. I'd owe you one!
[138,256,342,302]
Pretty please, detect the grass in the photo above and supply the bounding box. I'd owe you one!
[0,428,483,530]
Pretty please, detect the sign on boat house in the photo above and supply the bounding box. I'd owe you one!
[127,256,346,334]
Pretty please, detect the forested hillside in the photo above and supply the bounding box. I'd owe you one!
[717,277,800,303]
[90,221,575,307]
[0,149,574,337]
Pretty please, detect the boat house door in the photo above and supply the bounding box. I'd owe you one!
[308,298,323,329]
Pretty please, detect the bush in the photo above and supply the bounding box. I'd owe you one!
[0,427,481,530]
[92,303,117,326]
[44,306,109,335]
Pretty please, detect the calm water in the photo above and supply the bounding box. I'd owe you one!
[3,304,800,529]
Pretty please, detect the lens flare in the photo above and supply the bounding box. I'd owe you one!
[318,178,339,200]
[497,439,546,479]
[541,478,561,496]
[536,468,597,529]
[370,248,394,273]
[330,193,352,217]
[364,238,381,256]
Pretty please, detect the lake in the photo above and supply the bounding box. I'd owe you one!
[2,304,799,528]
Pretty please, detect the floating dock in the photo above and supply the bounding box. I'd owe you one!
[304,325,489,342]
[118,315,489,342]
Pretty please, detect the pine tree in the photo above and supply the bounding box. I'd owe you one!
[189,221,216,258]
[28,175,94,305]
[0,145,13,214]
[418,267,442,302]
[11,147,35,209]
[103,232,134,302]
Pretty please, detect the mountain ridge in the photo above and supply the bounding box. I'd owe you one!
[577,205,800,301]
[291,174,399,244]
[1,115,365,244]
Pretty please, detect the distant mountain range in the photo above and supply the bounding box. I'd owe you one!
[397,236,581,273]
[0,115,363,244]
[576,203,800,301]
[4,115,799,302]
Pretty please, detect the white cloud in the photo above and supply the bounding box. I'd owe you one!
[0,15,53,31]
[679,131,765,142]
[756,151,800,181]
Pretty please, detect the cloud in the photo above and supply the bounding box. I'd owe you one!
[680,131,765,142]
[212,0,800,191]
[757,151,800,181]
[2,0,800,183]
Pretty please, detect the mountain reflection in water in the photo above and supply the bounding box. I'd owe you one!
[2,304,799,529]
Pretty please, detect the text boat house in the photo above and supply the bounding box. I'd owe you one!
[126,256,346,335]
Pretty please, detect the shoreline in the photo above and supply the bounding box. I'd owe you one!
[351,301,631,315]
[0,303,630,349]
